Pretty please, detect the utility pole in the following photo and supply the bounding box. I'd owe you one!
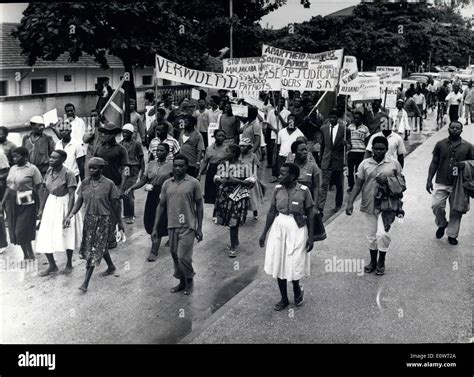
[230,0,233,58]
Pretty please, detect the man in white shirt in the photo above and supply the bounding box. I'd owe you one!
[276,113,303,183]
[390,99,411,140]
[446,85,463,122]
[365,114,406,168]
[412,88,426,126]
[267,97,290,181]
[194,99,211,149]
[55,120,86,181]
[64,103,86,148]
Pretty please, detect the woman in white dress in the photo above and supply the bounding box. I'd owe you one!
[259,163,315,311]
[37,150,83,276]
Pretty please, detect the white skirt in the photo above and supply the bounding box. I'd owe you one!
[35,194,83,253]
[264,213,310,281]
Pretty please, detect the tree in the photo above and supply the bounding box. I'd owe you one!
[263,2,474,71]
[13,0,286,104]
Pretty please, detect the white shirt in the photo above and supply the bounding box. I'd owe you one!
[330,123,339,144]
[145,105,156,131]
[55,140,85,176]
[366,131,407,162]
[446,92,463,107]
[70,117,86,147]
[208,108,222,124]
[267,108,291,140]
[390,108,410,134]
[277,127,304,157]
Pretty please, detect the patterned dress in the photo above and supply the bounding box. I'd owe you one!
[214,161,251,227]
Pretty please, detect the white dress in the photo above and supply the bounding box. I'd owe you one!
[35,167,83,253]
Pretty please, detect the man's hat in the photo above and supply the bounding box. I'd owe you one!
[98,122,122,134]
[30,115,44,125]
[122,123,135,134]
[397,99,405,104]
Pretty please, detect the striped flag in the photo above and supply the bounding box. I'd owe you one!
[100,76,127,126]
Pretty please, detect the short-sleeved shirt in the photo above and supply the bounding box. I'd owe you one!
[348,124,370,153]
[22,133,55,171]
[78,176,120,216]
[366,131,407,162]
[70,117,86,147]
[131,111,146,143]
[160,175,203,230]
[194,109,211,133]
[294,159,321,193]
[145,160,174,187]
[55,140,85,177]
[267,108,291,140]
[241,120,262,146]
[277,128,305,157]
[178,130,205,167]
[6,162,42,191]
[356,156,402,214]
[208,108,222,124]
[150,135,180,163]
[432,138,474,186]
[44,166,77,197]
[120,139,144,167]
[95,143,129,185]
[0,140,17,166]
[271,183,314,216]
[204,143,230,165]
[219,115,240,140]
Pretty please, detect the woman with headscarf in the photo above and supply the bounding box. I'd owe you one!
[239,137,264,221]
[124,141,173,262]
[199,128,230,222]
[291,140,326,242]
[214,144,254,258]
[1,147,42,261]
[63,157,123,292]
[259,163,315,311]
[36,150,83,276]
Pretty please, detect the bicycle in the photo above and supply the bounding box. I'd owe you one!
[437,101,447,130]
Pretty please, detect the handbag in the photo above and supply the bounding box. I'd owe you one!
[228,184,250,202]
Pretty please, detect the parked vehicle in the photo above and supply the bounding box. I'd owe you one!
[456,69,473,84]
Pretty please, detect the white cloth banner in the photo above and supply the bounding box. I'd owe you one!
[231,104,248,118]
[376,66,402,109]
[261,44,343,92]
[339,56,359,95]
[223,57,281,92]
[155,54,239,90]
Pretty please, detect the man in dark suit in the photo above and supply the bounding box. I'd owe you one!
[318,109,351,216]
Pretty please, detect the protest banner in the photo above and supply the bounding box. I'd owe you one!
[243,95,265,110]
[223,57,281,93]
[339,56,359,95]
[231,104,248,118]
[376,66,402,109]
[208,122,219,146]
[261,44,343,91]
[351,72,381,102]
[43,108,58,126]
[155,54,239,90]
[191,88,200,100]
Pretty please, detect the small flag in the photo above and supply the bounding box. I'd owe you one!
[100,76,126,126]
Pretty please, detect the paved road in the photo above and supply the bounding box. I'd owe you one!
[0,111,456,344]
[185,120,473,344]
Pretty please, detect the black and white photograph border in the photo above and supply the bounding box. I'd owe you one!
[0,0,473,375]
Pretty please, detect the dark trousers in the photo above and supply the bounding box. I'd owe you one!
[319,169,344,210]
[200,132,208,149]
[347,152,365,190]
[277,155,287,178]
[266,139,280,177]
[108,184,122,246]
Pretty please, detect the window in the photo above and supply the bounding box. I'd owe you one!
[31,78,47,94]
[162,79,172,86]
[0,81,8,96]
[142,75,152,86]
[64,75,72,82]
